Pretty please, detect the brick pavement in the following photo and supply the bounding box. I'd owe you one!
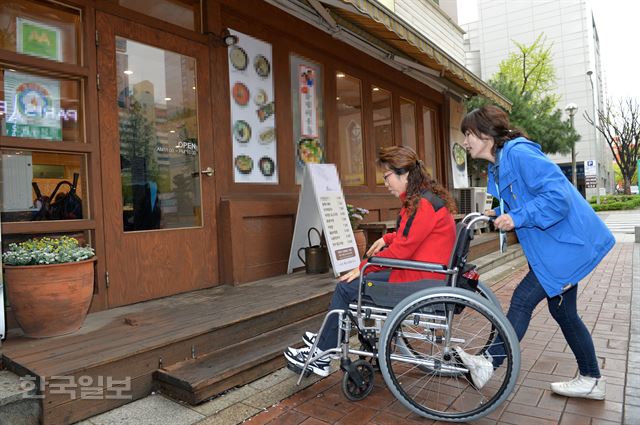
[244,243,637,425]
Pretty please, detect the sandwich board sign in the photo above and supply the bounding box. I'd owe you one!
[287,164,360,277]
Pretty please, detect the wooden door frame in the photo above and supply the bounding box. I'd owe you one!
[95,10,219,307]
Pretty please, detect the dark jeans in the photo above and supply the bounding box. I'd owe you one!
[488,268,601,378]
[316,271,390,351]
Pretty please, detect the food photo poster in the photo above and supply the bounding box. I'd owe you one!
[228,29,277,184]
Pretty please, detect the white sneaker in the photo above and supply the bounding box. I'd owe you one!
[550,375,606,400]
[455,346,494,389]
[283,346,331,377]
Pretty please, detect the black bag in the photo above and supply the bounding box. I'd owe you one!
[32,173,83,221]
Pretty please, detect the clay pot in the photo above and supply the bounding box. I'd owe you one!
[353,229,367,259]
[4,258,96,338]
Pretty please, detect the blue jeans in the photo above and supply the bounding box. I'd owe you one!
[488,268,601,378]
[316,271,390,351]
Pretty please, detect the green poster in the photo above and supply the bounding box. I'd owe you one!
[17,18,61,61]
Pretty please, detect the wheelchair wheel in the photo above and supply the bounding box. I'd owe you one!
[394,281,500,377]
[379,287,519,422]
[342,360,375,401]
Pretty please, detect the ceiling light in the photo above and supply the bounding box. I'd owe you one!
[373,87,380,91]
[124,70,133,75]
[169,130,175,133]
[165,97,172,101]
[336,72,345,78]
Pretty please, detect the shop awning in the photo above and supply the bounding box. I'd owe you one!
[320,0,511,110]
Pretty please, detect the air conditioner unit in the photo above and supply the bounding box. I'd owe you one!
[455,187,488,214]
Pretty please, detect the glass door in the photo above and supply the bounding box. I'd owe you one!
[96,12,217,307]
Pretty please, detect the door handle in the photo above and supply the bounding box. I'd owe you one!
[200,166,214,177]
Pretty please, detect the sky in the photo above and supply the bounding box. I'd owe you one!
[456,0,639,100]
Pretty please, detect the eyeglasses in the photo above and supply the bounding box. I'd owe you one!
[383,171,394,182]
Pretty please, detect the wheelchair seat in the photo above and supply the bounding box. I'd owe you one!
[362,278,445,309]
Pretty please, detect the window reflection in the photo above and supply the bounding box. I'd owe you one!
[400,98,417,151]
[423,107,436,177]
[337,72,364,186]
[116,37,201,231]
[373,87,392,184]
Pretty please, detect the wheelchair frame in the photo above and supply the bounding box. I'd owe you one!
[291,213,521,422]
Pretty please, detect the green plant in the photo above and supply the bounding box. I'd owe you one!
[347,204,369,230]
[2,236,95,266]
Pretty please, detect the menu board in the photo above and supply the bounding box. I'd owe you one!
[227,29,277,184]
[287,164,360,276]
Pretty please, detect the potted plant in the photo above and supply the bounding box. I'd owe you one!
[347,204,369,258]
[2,236,96,338]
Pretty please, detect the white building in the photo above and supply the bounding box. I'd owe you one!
[461,0,613,196]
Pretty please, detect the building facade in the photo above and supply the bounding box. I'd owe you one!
[0,0,509,325]
[462,0,613,196]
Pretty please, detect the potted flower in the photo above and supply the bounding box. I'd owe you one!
[2,236,96,338]
[347,204,369,257]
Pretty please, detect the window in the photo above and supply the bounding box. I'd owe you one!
[337,72,364,186]
[116,37,202,231]
[0,0,81,64]
[118,0,200,31]
[400,98,417,151]
[0,67,83,142]
[372,86,392,184]
[422,107,436,177]
[1,150,87,222]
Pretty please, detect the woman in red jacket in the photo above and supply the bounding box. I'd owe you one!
[285,146,457,377]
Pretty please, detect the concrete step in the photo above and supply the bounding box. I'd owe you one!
[0,369,40,425]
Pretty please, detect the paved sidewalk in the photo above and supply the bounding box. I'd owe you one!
[237,241,637,425]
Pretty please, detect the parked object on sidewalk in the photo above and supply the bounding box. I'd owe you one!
[2,236,95,338]
[460,105,615,397]
[296,227,328,274]
[285,212,521,422]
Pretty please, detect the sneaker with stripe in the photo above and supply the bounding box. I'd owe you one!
[283,346,330,377]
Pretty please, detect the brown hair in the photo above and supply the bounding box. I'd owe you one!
[377,146,457,215]
[461,105,526,154]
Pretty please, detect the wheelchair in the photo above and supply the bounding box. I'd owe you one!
[289,213,520,423]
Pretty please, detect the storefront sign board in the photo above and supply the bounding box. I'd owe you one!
[288,164,360,276]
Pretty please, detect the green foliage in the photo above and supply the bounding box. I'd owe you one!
[464,35,579,156]
[614,162,638,186]
[2,236,95,266]
[495,34,559,106]
[589,194,640,211]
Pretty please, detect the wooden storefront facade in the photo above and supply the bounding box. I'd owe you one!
[0,0,507,321]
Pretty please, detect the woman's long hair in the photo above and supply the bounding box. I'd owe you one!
[378,146,457,216]
[461,105,527,154]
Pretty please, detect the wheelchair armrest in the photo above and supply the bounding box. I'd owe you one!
[366,257,449,273]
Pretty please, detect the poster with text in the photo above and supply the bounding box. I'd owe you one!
[291,55,324,184]
[228,29,277,183]
[4,71,62,140]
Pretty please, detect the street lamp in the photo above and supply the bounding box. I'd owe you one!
[564,102,578,188]
[587,70,600,204]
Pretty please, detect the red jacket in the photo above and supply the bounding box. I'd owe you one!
[360,193,456,282]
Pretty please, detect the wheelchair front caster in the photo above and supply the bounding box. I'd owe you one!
[342,359,375,401]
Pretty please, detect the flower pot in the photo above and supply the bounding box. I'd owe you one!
[353,229,367,259]
[3,258,96,338]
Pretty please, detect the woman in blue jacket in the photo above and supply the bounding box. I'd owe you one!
[455,105,614,400]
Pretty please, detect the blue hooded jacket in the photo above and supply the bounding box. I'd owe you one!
[487,137,615,297]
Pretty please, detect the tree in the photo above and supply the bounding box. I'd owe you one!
[586,98,640,194]
[494,34,559,106]
[465,35,578,156]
